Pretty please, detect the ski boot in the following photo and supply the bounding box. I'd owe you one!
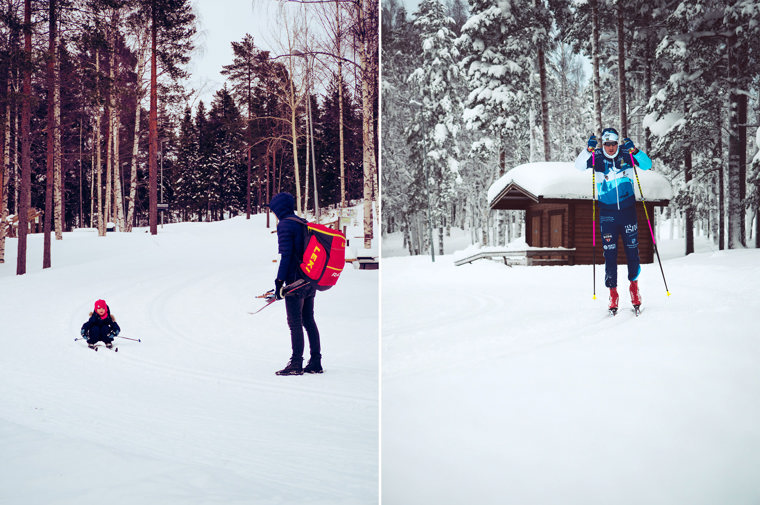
[304,356,323,374]
[630,280,642,316]
[608,287,619,316]
[276,358,304,376]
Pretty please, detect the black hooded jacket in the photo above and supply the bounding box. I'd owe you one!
[269,192,306,283]
[81,306,120,336]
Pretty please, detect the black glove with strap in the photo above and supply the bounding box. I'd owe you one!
[274,279,284,300]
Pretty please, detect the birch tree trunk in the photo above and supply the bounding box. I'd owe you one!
[105,89,113,229]
[54,28,62,240]
[336,1,346,207]
[149,0,158,235]
[0,86,8,263]
[287,54,302,214]
[113,107,125,231]
[358,0,378,249]
[95,48,105,237]
[126,34,147,232]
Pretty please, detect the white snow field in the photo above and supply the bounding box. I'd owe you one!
[382,233,760,505]
[0,212,378,505]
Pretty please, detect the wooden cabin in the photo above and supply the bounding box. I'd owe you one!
[487,162,673,265]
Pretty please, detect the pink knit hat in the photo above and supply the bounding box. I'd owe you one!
[94,299,108,316]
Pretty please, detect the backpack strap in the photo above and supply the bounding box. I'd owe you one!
[284,216,309,225]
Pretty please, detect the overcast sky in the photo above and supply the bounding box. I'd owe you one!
[187,0,279,106]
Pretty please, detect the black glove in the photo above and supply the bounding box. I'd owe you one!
[587,134,597,151]
[621,137,635,153]
[274,279,284,300]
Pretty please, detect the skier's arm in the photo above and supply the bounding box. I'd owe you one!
[632,149,652,170]
[576,134,598,171]
[575,149,591,171]
[276,222,296,281]
[621,137,653,170]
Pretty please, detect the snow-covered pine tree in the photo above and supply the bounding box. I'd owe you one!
[381,1,421,254]
[456,0,552,246]
[548,42,588,161]
[457,0,537,165]
[175,107,204,221]
[645,1,724,254]
[646,0,760,250]
[408,0,463,256]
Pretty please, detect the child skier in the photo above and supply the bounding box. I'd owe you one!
[81,299,120,349]
[575,127,653,314]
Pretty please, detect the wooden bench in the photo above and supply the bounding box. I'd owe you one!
[455,247,576,267]
[356,256,379,270]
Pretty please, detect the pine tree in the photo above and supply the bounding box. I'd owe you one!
[408,0,463,256]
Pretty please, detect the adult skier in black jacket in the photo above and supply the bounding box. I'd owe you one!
[269,192,323,376]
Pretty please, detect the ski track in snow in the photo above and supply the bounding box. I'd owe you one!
[0,214,378,505]
[382,247,760,505]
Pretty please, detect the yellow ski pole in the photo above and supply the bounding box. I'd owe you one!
[630,151,671,297]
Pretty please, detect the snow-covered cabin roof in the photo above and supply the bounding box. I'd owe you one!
[488,161,673,210]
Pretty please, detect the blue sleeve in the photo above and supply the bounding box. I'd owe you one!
[633,150,652,170]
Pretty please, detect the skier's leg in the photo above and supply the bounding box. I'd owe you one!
[600,213,619,288]
[285,294,306,361]
[87,326,105,345]
[301,287,321,359]
[622,205,641,282]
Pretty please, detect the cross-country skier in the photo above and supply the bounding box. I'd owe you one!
[575,127,653,313]
[268,192,323,376]
[81,299,120,349]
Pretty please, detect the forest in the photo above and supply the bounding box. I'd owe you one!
[0,0,379,274]
[381,0,760,256]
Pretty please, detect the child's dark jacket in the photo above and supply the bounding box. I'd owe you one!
[81,308,120,337]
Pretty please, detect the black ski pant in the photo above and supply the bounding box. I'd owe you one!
[284,283,320,361]
[86,326,114,345]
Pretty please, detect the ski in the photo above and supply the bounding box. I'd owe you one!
[609,308,618,316]
[249,279,309,315]
[88,343,118,352]
[249,296,278,315]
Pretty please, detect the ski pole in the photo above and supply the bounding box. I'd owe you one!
[115,335,141,342]
[591,150,597,300]
[630,152,670,297]
[75,335,141,342]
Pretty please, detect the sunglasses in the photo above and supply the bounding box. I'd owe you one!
[603,142,618,147]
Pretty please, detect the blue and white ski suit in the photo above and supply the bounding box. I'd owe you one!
[575,146,653,288]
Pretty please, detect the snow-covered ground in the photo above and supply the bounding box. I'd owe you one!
[382,231,760,505]
[0,210,378,505]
